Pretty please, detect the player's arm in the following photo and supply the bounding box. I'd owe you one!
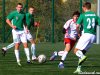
[76,24,81,37]
[6,12,16,29]
[76,14,83,37]
[62,28,66,34]
[23,14,29,33]
[34,21,40,27]
[62,20,70,34]
[23,15,27,27]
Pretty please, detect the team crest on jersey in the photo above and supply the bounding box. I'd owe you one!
[16,16,18,20]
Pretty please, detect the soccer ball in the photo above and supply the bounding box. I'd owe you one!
[38,54,46,63]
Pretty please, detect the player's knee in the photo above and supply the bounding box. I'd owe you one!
[30,39,35,44]
[15,43,20,49]
[23,42,28,48]
[73,48,78,54]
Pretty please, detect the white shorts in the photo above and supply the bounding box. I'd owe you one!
[75,33,96,51]
[26,32,33,41]
[12,29,27,43]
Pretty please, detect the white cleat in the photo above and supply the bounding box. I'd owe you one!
[73,66,82,74]
[32,56,37,61]
[50,51,57,61]
[17,62,22,66]
[78,56,87,65]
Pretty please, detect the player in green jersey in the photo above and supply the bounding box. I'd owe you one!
[2,6,39,61]
[6,3,31,66]
[24,6,39,60]
[73,2,100,73]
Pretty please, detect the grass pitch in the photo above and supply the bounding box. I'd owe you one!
[0,42,100,75]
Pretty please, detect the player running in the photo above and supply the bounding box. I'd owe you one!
[50,11,80,68]
[73,2,100,74]
[2,6,39,61]
[6,3,31,66]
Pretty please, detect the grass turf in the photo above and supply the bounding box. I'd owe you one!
[0,42,100,75]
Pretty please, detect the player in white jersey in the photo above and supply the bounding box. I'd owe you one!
[50,11,80,68]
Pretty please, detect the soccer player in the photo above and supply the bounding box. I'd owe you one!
[50,11,80,68]
[2,7,39,61]
[73,2,100,73]
[6,3,31,66]
[25,6,40,60]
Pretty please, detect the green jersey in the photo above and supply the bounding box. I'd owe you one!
[77,11,100,34]
[7,10,26,30]
[26,13,34,30]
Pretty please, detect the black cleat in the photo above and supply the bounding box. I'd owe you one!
[1,48,6,56]
[27,60,33,64]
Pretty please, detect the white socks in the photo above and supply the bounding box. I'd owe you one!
[24,48,30,61]
[15,48,30,62]
[58,51,64,56]
[31,44,36,57]
[59,51,68,65]
[5,43,15,51]
[14,50,20,62]
[76,50,84,59]
[61,51,68,61]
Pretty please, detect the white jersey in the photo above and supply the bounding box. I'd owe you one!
[63,19,78,39]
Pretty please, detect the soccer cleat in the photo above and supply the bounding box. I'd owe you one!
[73,69,82,74]
[50,51,57,61]
[73,66,82,74]
[17,62,22,66]
[27,60,32,64]
[78,56,87,65]
[58,63,64,69]
[1,47,7,56]
[32,56,37,61]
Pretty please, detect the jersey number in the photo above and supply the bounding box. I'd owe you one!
[87,18,95,29]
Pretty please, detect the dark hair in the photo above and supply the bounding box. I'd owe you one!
[29,6,35,9]
[17,3,23,6]
[83,2,91,9]
[72,11,80,17]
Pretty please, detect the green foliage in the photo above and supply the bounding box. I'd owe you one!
[29,0,80,42]
[0,0,97,42]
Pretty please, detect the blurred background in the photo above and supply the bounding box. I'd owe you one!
[0,0,97,43]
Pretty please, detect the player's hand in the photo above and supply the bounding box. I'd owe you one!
[12,25,16,29]
[78,33,81,37]
[25,29,29,34]
[72,38,77,41]
[34,21,40,27]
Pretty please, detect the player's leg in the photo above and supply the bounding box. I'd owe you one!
[2,43,15,56]
[27,32,36,60]
[58,38,76,68]
[74,34,90,65]
[21,32,31,63]
[12,30,21,66]
[50,38,68,61]
[50,50,64,59]
[58,51,64,56]
[58,44,70,68]
[74,50,86,73]
[30,39,37,60]
[73,34,95,73]
[50,38,75,61]
[50,51,58,61]
[14,43,21,66]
